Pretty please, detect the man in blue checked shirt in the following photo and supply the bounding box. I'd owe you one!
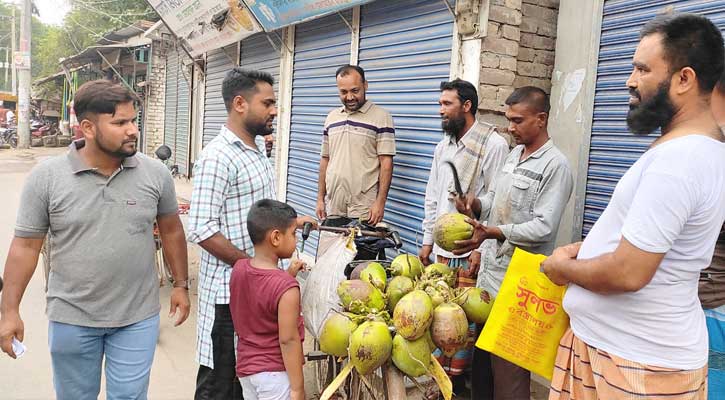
[187,68,314,400]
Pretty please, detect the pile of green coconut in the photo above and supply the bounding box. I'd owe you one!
[317,248,494,399]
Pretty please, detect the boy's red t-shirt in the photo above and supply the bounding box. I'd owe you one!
[229,258,304,377]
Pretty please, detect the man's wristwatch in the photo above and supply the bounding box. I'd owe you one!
[173,279,190,290]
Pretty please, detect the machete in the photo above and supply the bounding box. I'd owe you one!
[445,160,464,198]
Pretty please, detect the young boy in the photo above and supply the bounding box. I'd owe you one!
[230,199,307,400]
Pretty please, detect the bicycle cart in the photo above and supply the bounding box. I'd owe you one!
[302,222,424,400]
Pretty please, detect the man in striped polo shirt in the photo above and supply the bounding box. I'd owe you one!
[316,65,396,243]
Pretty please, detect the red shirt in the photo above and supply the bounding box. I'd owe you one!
[229,259,304,377]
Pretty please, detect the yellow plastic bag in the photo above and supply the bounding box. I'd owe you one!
[475,247,569,379]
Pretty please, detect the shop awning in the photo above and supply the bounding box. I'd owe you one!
[59,38,152,70]
[242,0,374,31]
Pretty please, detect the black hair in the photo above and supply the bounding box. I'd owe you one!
[717,72,725,94]
[640,13,725,93]
[247,199,298,245]
[440,79,478,116]
[335,64,366,82]
[74,79,138,121]
[222,68,274,112]
[505,86,550,114]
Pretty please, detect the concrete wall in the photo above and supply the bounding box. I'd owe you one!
[547,0,604,245]
[477,0,560,137]
[144,42,166,155]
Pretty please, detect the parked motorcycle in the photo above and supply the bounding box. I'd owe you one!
[155,145,180,177]
[0,125,18,148]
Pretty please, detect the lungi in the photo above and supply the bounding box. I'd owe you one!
[549,328,708,400]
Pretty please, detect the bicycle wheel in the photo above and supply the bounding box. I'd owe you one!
[313,339,341,397]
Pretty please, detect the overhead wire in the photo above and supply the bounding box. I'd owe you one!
[72,0,151,32]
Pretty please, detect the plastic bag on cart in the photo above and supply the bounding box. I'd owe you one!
[302,232,357,339]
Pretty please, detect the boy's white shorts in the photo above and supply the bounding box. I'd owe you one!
[239,371,291,400]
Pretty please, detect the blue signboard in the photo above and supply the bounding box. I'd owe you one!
[242,0,374,31]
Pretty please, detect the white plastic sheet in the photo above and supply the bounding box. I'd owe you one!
[302,231,356,339]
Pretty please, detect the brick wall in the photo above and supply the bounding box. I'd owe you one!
[144,43,166,155]
[477,0,559,137]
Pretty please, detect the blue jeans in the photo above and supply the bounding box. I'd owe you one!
[48,314,160,400]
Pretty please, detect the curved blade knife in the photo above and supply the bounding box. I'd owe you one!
[445,160,464,198]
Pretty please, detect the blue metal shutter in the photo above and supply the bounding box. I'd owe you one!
[358,0,454,254]
[584,0,725,236]
[240,33,282,169]
[203,46,237,146]
[286,12,352,253]
[164,49,191,176]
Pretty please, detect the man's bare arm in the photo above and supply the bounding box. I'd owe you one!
[198,233,249,266]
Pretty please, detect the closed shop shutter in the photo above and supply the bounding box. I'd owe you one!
[285,12,352,253]
[203,45,237,146]
[163,48,191,176]
[240,33,282,169]
[584,1,725,236]
[358,0,453,254]
[585,1,725,270]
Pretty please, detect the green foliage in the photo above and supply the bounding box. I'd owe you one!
[33,0,158,79]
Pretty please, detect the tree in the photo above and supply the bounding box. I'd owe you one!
[33,0,158,79]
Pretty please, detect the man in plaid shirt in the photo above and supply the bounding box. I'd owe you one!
[188,68,315,400]
[187,68,269,399]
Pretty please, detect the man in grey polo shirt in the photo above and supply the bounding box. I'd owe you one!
[453,86,573,399]
[0,80,190,400]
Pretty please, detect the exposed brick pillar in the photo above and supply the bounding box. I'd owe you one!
[476,0,559,140]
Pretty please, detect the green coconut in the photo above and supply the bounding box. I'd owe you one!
[393,290,434,340]
[390,254,424,279]
[433,213,474,252]
[424,263,456,287]
[360,262,387,291]
[350,261,373,280]
[423,329,436,352]
[337,279,385,313]
[385,275,414,313]
[431,302,468,357]
[456,287,494,324]
[349,321,393,375]
[391,334,431,378]
[319,312,359,357]
[424,285,446,308]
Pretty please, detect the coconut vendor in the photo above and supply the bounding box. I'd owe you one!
[453,86,573,399]
[315,65,396,256]
[418,78,508,393]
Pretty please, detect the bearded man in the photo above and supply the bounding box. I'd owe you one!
[541,13,725,399]
[0,79,190,400]
[419,78,508,394]
[188,68,281,399]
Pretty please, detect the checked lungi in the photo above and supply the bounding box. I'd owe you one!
[549,328,708,400]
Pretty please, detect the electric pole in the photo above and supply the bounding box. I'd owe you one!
[11,6,16,96]
[16,0,30,149]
